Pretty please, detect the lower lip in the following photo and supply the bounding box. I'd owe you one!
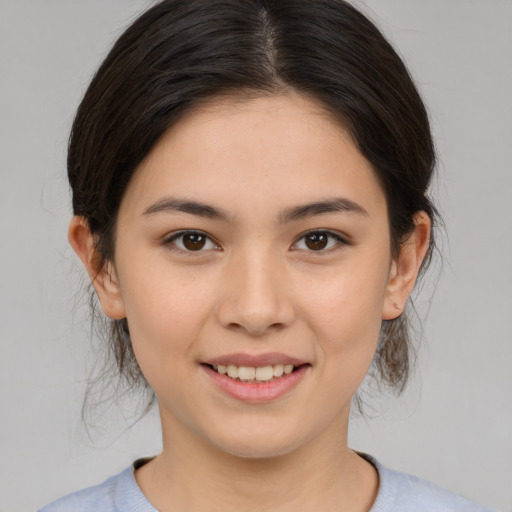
[202,364,310,404]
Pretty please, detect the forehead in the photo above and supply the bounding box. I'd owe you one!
[120,92,387,221]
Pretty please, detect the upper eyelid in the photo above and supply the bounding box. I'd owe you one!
[162,228,349,249]
[166,229,212,239]
[163,229,220,248]
[292,229,349,245]
[290,230,351,255]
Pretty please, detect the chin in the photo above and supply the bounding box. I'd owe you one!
[218,440,299,460]
[205,421,308,460]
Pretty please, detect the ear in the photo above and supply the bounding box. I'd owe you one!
[68,216,126,320]
[382,211,431,320]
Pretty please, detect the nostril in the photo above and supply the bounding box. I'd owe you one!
[225,321,285,337]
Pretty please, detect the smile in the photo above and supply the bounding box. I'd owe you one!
[211,364,296,382]
[202,361,310,403]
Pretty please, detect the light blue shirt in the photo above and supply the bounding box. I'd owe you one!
[38,455,497,512]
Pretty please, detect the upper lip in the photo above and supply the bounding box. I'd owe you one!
[203,352,309,368]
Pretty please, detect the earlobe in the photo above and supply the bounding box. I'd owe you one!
[68,216,126,320]
[382,212,431,320]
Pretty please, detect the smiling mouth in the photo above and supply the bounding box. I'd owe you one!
[204,363,304,383]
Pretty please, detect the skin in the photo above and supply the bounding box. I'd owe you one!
[70,92,430,512]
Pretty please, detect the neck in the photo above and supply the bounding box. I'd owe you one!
[135,410,378,512]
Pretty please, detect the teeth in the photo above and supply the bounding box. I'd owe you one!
[273,364,284,377]
[213,363,298,382]
[238,366,256,380]
[227,365,238,379]
[255,366,274,381]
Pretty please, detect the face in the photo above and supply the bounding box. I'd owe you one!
[91,93,410,458]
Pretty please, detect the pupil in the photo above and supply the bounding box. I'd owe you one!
[183,233,206,251]
[306,233,328,250]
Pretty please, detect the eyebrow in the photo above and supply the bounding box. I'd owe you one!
[279,198,368,223]
[143,197,232,222]
[142,196,368,223]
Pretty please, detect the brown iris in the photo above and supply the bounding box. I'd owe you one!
[182,233,207,251]
[304,232,329,250]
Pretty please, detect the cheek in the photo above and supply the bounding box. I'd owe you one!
[306,283,383,407]
[116,264,215,380]
[300,256,389,365]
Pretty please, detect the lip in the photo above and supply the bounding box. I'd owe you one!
[203,352,309,368]
[202,362,311,404]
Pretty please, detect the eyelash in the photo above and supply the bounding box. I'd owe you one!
[162,230,220,253]
[162,229,349,254]
[292,230,349,252]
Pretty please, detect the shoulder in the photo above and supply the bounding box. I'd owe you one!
[37,465,156,512]
[363,454,497,512]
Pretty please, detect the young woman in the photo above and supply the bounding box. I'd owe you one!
[38,1,496,510]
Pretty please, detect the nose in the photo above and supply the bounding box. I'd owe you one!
[215,247,295,337]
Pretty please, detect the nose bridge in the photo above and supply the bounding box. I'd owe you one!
[216,241,294,335]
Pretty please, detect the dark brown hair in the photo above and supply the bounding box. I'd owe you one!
[69,0,438,414]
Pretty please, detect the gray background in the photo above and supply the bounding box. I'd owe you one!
[1,1,510,511]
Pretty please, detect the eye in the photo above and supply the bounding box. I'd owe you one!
[164,230,219,252]
[292,230,347,252]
